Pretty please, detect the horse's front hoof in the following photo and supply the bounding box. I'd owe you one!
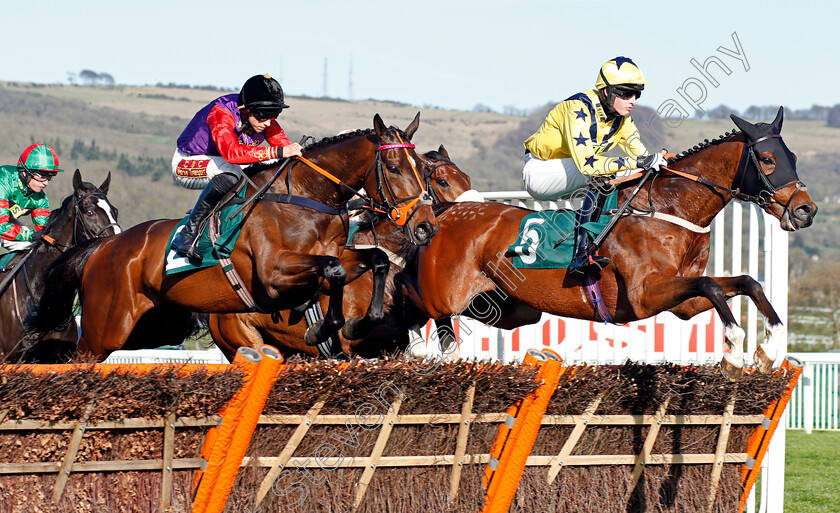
[754,346,775,374]
[720,357,743,382]
[304,322,324,346]
[341,317,365,340]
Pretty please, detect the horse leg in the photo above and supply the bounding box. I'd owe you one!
[640,275,746,381]
[302,257,348,346]
[668,275,784,374]
[340,248,390,340]
[394,272,430,360]
[209,313,264,361]
[435,317,462,362]
[75,286,154,362]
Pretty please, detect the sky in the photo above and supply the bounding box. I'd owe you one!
[1,0,836,117]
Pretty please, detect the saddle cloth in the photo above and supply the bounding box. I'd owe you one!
[505,190,617,269]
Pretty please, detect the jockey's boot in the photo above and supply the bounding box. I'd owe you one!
[170,172,237,260]
[567,187,610,277]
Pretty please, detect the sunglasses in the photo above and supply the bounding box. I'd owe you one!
[614,88,641,100]
[249,110,280,122]
[31,170,56,182]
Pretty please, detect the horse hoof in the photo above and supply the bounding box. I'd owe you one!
[720,358,743,382]
[304,322,324,346]
[341,317,364,340]
[754,346,775,374]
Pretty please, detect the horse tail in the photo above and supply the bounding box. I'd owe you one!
[25,237,107,339]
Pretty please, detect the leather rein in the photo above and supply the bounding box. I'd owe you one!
[608,136,806,228]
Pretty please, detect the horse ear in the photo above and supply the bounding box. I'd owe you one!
[772,106,784,133]
[730,113,759,140]
[438,144,450,160]
[72,169,82,191]
[373,113,386,139]
[99,172,111,195]
[404,112,421,141]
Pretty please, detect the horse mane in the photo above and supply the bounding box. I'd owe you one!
[666,129,742,165]
[304,128,375,150]
[422,149,447,161]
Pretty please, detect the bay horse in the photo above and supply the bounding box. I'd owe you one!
[1,170,119,361]
[398,108,817,381]
[207,145,474,360]
[28,114,439,362]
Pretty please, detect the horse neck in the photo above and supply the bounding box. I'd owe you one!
[645,137,745,228]
[41,197,78,248]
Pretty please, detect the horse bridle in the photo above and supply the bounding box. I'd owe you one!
[423,160,456,204]
[69,191,120,246]
[737,134,808,221]
[371,134,433,230]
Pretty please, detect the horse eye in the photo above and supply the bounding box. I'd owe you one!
[436,179,450,187]
[85,210,96,216]
[387,164,400,174]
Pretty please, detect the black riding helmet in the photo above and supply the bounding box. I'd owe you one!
[238,74,290,120]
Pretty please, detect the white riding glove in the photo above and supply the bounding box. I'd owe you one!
[636,152,668,171]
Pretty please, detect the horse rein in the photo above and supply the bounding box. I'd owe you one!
[609,136,805,221]
[290,133,431,227]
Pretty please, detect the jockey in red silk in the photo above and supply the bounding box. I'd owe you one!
[522,57,668,277]
[170,74,303,259]
[0,144,62,252]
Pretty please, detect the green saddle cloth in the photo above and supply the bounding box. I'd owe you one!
[164,187,248,276]
[0,250,19,270]
[506,190,618,269]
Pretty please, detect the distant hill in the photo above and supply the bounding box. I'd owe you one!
[1,81,838,265]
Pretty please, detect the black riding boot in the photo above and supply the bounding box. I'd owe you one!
[170,173,237,260]
[567,187,610,277]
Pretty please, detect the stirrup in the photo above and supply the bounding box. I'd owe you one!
[568,254,610,277]
[171,235,202,260]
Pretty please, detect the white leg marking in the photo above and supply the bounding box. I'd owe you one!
[723,324,745,369]
[405,326,428,360]
[760,323,786,364]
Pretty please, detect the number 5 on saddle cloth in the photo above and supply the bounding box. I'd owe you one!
[506,188,617,270]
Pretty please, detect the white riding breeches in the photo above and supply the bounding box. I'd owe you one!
[522,152,590,201]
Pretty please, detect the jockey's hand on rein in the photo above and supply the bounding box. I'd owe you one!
[637,153,668,171]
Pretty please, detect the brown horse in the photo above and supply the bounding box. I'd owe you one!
[28,114,439,362]
[1,170,119,361]
[208,145,474,360]
[398,108,817,380]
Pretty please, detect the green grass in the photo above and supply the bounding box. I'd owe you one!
[783,430,840,512]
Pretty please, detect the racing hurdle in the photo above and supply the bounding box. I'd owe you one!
[0,348,798,512]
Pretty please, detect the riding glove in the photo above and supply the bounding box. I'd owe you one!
[637,153,668,171]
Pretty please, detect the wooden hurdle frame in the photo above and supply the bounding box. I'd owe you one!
[0,350,800,513]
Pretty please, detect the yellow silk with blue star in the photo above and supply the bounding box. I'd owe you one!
[524,89,648,176]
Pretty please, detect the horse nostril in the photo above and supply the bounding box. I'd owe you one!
[794,204,813,221]
[414,222,431,243]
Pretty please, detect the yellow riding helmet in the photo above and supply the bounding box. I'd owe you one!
[595,56,649,90]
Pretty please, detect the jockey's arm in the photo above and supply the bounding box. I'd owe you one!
[0,199,34,242]
[562,109,636,178]
[207,107,282,164]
